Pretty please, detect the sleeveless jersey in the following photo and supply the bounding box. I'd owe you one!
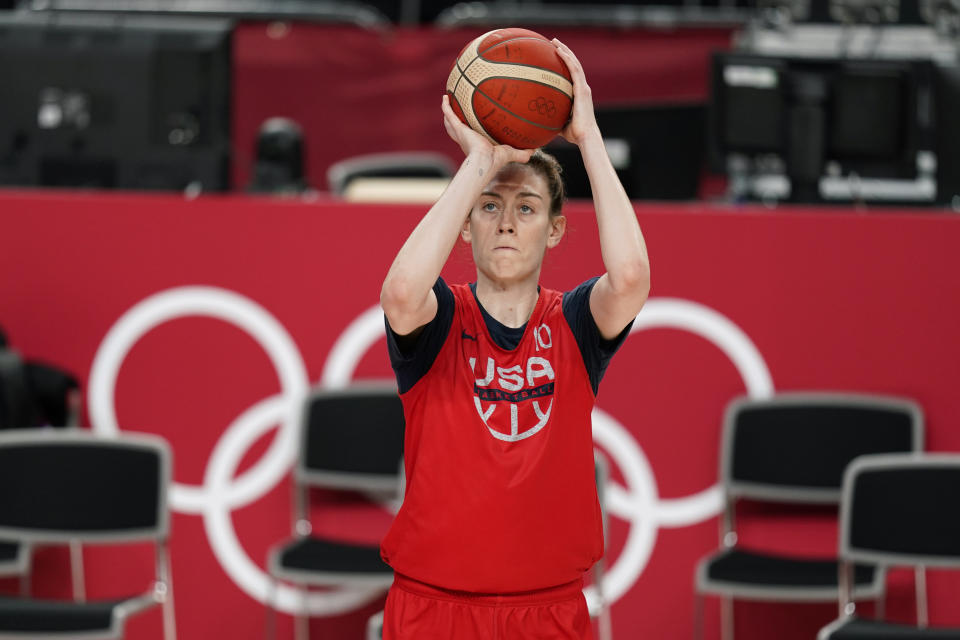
[380,283,604,593]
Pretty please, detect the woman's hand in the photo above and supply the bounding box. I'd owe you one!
[553,39,601,147]
[441,94,533,175]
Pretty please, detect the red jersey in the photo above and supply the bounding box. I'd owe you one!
[381,282,606,593]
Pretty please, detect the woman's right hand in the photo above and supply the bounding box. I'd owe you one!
[441,94,533,175]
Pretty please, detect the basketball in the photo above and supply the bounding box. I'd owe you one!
[446,28,573,149]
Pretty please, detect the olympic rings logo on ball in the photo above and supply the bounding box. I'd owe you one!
[88,287,774,617]
[528,97,557,117]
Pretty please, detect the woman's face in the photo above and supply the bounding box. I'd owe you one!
[461,163,566,286]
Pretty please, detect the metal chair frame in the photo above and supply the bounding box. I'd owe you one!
[694,392,924,640]
[265,383,404,640]
[0,429,176,640]
[818,454,960,639]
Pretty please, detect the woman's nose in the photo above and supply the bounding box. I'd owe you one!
[497,212,516,234]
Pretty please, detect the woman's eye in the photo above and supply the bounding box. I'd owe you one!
[520,205,533,214]
[483,202,497,212]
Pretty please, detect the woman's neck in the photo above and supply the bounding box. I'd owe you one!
[474,275,540,328]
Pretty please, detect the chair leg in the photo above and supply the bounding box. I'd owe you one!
[264,578,278,640]
[294,587,309,640]
[692,592,704,640]
[915,566,928,628]
[593,556,612,640]
[69,540,86,603]
[156,543,177,640]
[162,598,177,640]
[599,604,613,640]
[720,596,734,640]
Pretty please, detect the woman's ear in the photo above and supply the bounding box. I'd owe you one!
[546,215,566,249]
[460,212,472,243]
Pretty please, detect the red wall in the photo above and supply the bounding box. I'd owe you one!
[2,191,959,639]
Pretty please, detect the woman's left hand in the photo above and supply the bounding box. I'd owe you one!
[553,39,601,147]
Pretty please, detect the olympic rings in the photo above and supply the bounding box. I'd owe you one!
[89,288,773,616]
[88,287,309,514]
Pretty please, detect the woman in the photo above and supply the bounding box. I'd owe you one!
[379,39,650,639]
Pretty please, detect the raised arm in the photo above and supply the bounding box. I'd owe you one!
[554,39,651,340]
[380,96,534,336]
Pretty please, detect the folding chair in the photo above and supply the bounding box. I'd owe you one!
[266,383,405,640]
[818,454,960,640]
[0,429,175,639]
[694,392,923,640]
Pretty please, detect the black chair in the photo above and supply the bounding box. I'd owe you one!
[0,429,175,639]
[694,392,923,640]
[266,383,405,640]
[818,454,960,640]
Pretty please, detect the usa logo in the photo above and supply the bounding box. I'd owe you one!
[468,323,555,442]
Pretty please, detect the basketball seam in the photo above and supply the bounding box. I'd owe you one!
[483,60,573,100]
[457,54,481,84]
[477,36,552,57]
[458,73,568,133]
[474,106,501,143]
[461,57,573,98]
[469,61,573,98]
[451,62,497,144]
[476,86,565,134]
[453,66,463,97]
[456,53,484,105]
[473,35,571,96]
[452,53,479,115]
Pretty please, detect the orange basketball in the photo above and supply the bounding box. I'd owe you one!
[446,28,573,149]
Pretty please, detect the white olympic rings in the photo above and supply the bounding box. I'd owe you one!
[88,287,773,616]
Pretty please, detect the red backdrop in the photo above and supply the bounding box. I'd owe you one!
[2,191,959,639]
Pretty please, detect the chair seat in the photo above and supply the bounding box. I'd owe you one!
[272,537,392,585]
[698,548,878,600]
[823,617,960,639]
[0,596,123,633]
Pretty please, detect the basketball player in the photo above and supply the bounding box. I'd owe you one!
[379,39,650,639]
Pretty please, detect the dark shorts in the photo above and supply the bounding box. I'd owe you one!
[383,573,593,640]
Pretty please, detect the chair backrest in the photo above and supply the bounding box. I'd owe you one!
[722,393,922,503]
[842,454,960,568]
[0,430,170,543]
[296,384,404,493]
[326,151,454,195]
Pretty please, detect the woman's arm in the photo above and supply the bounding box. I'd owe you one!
[555,39,651,340]
[380,96,533,336]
